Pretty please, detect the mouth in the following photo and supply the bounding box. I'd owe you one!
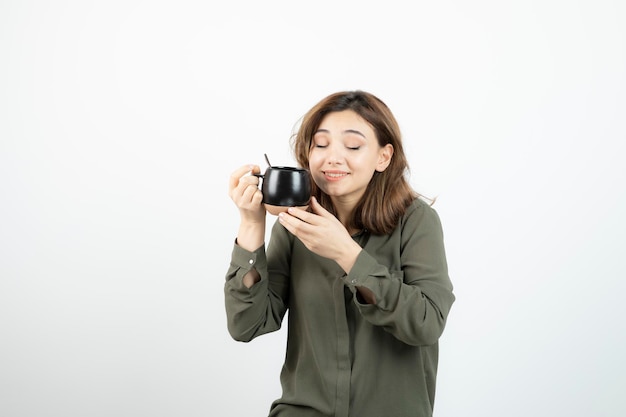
[323,170,349,181]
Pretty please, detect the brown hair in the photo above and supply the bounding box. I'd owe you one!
[291,90,418,235]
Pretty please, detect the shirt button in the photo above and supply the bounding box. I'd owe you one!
[351,279,357,285]
[248,259,254,265]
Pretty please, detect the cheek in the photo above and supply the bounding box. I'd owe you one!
[307,152,324,169]
[310,170,328,192]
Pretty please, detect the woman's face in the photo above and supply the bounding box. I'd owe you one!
[308,110,393,205]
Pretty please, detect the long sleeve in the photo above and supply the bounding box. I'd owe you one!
[224,200,454,417]
[341,200,455,346]
[224,227,291,342]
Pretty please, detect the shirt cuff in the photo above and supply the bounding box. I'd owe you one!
[231,240,267,272]
[341,249,378,289]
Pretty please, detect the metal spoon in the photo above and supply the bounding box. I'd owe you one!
[253,154,272,178]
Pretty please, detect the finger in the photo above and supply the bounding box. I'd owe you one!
[251,187,263,205]
[238,174,260,188]
[241,182,261,204]
[228,164,260,191]
[309,196,323,213]
[249,164,261,176]
[230,179,260,205]
[234,176,260,202]
[286,206,318,225]
[229,164,253,190]
[279,211,313,235]
[308,196,332,218]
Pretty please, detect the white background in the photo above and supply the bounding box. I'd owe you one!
[1,1,625,416]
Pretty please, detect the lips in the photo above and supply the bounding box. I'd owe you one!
[323,170,348,181]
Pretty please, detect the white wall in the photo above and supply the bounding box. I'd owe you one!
[1,1,625,416]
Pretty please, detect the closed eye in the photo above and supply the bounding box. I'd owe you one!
[347,146,360,150]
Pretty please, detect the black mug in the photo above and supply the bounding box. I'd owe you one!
[254,166,311,215]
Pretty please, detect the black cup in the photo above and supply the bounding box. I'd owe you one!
[255,166,311,215]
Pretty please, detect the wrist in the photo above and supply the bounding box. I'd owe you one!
[237,221,265,252]
[335,242,362,274]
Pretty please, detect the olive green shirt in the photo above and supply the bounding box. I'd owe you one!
[224,199,455,417]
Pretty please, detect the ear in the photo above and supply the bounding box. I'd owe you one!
[375,144,394,172]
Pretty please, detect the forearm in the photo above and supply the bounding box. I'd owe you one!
[344,249,454,346]
[235,221,265,288]
[355,286,376,305]
[236,220,265,252]
[224,242,287,342]
[242,268,260,288]
[225,278,280,342]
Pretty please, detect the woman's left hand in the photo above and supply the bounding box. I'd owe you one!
[278,197,362,273]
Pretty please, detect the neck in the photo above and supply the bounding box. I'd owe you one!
[331,197,358,233]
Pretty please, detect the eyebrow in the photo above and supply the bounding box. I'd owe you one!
[314,128,366,138]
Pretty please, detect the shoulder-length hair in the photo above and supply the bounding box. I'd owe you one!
[291,90,418,235]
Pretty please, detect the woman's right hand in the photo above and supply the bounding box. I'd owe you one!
[228,164,266,224]
[228,164,265,284]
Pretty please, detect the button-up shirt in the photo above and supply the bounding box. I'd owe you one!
[225,199,455,417]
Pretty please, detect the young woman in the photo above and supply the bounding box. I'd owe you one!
[225,90,455,417]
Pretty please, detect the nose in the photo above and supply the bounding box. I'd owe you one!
[326,143,344,165]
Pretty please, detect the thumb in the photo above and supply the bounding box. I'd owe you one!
[310,196,330,216]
